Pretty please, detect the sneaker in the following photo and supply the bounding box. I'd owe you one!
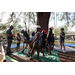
[63,50,66,53]
[17,49,20,51]
[58,49,61,51]
[3,59,6,62]
[30,56,33,60]
[41,55,45,57]
[22,50,24,54]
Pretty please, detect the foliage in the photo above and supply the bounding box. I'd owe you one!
[53,12,75,27]
[54,25,69,36]
[0,12,75,34]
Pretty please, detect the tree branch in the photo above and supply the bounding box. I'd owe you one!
[16,12,22,21]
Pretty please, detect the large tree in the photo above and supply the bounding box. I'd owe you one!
[37,12,51,31]
[1,12,75,32]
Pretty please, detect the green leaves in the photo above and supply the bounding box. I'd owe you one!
[2,12,75,33]
[0,24,7,30]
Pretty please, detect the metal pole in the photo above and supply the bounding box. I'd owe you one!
[56,12,57,29]
[54,12,55,29]
[54,12,56,37]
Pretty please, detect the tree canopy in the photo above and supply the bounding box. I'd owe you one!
[0,12,75,34]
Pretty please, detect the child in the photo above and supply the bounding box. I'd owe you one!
[41,30,47,57]
[45,27,54,55]
[16,32,21,51]
[29,25,41,60]
[21,23,30,53]
[26,32,35,57]
[60,28,66,52]
[51,33,55,50]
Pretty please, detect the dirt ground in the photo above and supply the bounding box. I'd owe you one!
[3,45,75,62]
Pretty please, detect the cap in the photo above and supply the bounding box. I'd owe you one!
[10,25,14,29]
[50,27,54,30]
[42,30,48,33]
[17,32,19,34]
[21,30,24,33]
[36,25,41,29]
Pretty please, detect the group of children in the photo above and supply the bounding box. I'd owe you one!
[6,23,65,59]
[17,26,66,60]
[16,25,55,60]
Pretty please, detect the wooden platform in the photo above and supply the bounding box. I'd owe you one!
[53,46,75,52]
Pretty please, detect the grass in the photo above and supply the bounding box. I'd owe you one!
[55,40,75,45]
[3,40,75,53]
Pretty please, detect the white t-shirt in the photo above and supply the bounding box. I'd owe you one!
[34,31,41,46]
[30,36,35,42]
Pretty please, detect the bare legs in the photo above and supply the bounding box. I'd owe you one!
[49,43,51,55]
[60,42,66,51]
[22,43,29,53]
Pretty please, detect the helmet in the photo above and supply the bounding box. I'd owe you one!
[10,25,14,29]
[32,32,35,36]
[36,25,41,29]
[50,27,54,30]
[21,30,24,33]
[17,32,19,34]
[42,30,48,34]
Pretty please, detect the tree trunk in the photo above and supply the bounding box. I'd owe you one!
[37,12,51,31]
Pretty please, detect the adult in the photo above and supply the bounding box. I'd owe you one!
[60,28,65,52]
[45,27,54,55]
[6,25,15,55]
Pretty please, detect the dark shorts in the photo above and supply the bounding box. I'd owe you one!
[48,38,52,44]
[33,42,41,50]
[48,40,52,44]
[60,40,65,42]
[23,39,30,43]
[41,45,46,49]
[30,46,33,49]
[17,43,20,47]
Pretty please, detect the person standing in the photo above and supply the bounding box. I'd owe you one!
[45,27,54,55]
[51,33,55,50]
[41,30,47,57]
[6,25,15,55]
[29,25,41,60]
[60,28,66,52]
[26,32,35,57]
[16,32,21,51]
